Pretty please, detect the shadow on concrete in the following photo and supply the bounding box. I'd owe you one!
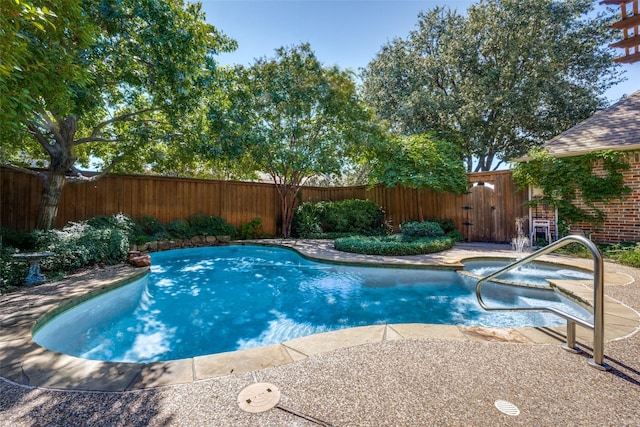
[0,378,174,426]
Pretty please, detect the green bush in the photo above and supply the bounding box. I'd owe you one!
[130,214,236,242]
[136,215,167,240]
[601,243,640,268]
[613,249,640,268]
[334,235,454,256]
[237,218,265,240]
[401,221,445,241]
[0,227,36,250]
[86,213,136,234]
[292,201,327,237]
[324,199,383,233]
[446,228,465,242]
[293,199,386,238]
[167,219,191,239]
[34,216,131,275]
[186,214,236,237]
[426,218,456,234]
[0,247,29,293]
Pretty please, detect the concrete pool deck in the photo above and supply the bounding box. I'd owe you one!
[1,240,640,425]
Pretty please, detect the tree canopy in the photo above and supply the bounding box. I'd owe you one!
[0,0,236,229]
[208,44,386,238]
[361,0,622,171]
[368,133,468,194]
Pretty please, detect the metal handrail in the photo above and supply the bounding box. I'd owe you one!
[475,234,610,371]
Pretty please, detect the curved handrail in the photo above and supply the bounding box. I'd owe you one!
[475,234,609,370]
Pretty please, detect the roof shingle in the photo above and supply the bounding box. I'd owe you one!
[544,90,640,158]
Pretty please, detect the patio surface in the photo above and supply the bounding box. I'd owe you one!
[1,240,639,426]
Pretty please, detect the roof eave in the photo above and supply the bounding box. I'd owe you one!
[513,144,640,163]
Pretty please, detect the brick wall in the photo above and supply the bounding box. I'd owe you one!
[571,152,640,243]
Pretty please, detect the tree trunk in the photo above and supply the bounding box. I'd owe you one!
[278,183,300,239]
[32,115,78,230]
[36,172,67,230]
[281,190,294,239]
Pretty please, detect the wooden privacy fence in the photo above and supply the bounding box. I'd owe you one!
[0,167,528,243]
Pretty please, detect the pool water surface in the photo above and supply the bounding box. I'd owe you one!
[33,245,592,363]
[463,258,593,285]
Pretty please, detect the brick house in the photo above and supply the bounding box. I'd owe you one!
[529,89,640,243]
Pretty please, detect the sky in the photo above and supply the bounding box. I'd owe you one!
[201,0,640,104]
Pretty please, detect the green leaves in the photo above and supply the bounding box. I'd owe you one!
[2,0,237,228]
[369,133,468,194]
[513,148,632,226]
[361,0,621,171]
[2,0,236,170]
[205,43,383,237]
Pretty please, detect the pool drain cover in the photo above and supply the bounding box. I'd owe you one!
[238,383,281,413]
[494,400,520,416]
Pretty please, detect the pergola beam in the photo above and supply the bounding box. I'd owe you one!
[603,0,640,64]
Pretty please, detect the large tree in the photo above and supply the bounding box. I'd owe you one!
[209,44,386,238]
[368,132,468,194]
[361,0,621,171]
[0,0,236,229]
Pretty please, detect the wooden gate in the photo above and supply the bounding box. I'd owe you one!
[463,181,497,242]
[460,172,527,243]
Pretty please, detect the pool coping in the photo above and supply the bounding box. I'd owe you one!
[1,240,638,392]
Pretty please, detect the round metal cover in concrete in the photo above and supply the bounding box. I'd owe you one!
[494,400,520,416]
[237,383,281,413]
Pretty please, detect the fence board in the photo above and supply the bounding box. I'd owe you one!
[0,167,528,242]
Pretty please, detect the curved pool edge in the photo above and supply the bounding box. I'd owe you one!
[236,239,467,270]
[1,242,639,392]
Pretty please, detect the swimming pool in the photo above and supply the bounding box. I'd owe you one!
[33,245,592,363]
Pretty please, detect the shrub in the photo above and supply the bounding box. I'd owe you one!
[446,229,465,242]
[293,199,386,238]
[602,243,640,268]
[186,214,236,237]
[0,246,29,292]
[86,213,136,234]
[334,235,454,256]
[401,221,445,241]
[325,199,386,234]
[34,217,131,275]
[167,219,191,239]
[426,218,457,234]
[237,218,265,240]
[0,227,36,250]
[292,201,327,237]
[613,249,640,268]
[136,216,167,239]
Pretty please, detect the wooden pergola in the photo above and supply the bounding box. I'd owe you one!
[603,0,640,63]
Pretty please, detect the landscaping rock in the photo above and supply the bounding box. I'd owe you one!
[190,235,204,246]
[128,253,151,267]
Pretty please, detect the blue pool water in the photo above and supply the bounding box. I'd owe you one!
[34,245,592,363]
[463,259,593,285]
